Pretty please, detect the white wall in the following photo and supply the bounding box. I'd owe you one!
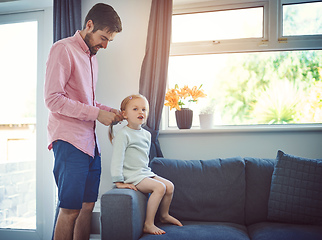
[81,0,153,198]
[81,0,322,200]
[159,129,322,160]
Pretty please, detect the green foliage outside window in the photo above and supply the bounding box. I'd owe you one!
[217,51,322,124]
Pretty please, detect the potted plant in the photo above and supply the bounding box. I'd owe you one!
[164,84,206,129]
[199,99,215,129]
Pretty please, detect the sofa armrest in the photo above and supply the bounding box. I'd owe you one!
[100,188,147,240]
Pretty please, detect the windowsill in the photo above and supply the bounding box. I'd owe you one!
[90,234,100,239]
[160,124,322,134]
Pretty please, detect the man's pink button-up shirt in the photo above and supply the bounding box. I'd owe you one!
[44,31,111,157]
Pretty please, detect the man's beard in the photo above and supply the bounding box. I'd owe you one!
[84,32,101,55]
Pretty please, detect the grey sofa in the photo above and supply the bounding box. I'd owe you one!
[100,150,322,240]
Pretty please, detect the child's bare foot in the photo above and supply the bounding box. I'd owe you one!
[143,223,166,235]
[160,214,183,226]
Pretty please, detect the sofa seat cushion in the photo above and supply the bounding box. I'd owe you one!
[140,221,250,240]
[150,157,246,225]
[248,221,322,240]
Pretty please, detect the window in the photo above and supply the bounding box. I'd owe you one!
[165,0,322,128]
[283,1,322,36]
[0,9,55,240]
[172,7,264,42]
[0,20,37,230]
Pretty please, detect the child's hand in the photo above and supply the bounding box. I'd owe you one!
[115,182,138,191]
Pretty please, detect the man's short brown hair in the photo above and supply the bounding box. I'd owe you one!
[84,3,122,33]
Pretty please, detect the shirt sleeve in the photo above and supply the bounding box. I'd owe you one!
[95,101,112,112]
[110,130,128,183]
[44,43,100,121]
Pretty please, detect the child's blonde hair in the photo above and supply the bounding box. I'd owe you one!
[108,94,149,143]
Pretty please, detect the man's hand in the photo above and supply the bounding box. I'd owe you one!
[109,108,123,123]
[97,109,124,126]
[115,182,138,191]
[97,110,116,126]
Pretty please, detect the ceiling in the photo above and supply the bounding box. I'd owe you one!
[0,0,53,14]
[173,0,201,5]
[0,0,198,15]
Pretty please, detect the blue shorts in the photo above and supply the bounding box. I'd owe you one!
[53,140,101,210]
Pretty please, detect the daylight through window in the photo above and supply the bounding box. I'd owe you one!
[166,0,322,128]
[0,21,37,230]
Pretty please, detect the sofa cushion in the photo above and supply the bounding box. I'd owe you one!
[267,150,322,225]
[248,221,322,240]
[150,157,246,225]
[244,157,275,225]
[140,221,250,240]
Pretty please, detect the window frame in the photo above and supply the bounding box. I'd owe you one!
[163,0,322,130]
[170,0,322,56]
[0,10,55,240]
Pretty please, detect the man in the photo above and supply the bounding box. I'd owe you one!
[44,3,122,240]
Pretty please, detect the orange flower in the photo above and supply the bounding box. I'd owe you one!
[164,84,207,110]
[189,85,207,101]
[177,85,190,99]
[165,88,181,110]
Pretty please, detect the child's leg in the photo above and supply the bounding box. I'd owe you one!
[153,176,183,227]
[136,177,167,235]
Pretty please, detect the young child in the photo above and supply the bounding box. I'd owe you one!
[109,94,183,235]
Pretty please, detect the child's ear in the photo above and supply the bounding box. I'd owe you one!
[122,110,127,119]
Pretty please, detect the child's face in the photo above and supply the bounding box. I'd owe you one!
[123,98,148,130]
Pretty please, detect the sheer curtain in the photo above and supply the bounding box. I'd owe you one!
[139,0,173,161]
[53,0,81,42]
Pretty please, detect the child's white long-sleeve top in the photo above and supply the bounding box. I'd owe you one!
[110,126,156,185]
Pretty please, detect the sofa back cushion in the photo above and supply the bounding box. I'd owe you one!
[150,157,246,225]
[244,157,276,225]
[267,150,322,225]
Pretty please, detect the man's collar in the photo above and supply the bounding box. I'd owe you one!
[74,30,91,55]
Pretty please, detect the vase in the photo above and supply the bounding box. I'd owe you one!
[175,108,193,129]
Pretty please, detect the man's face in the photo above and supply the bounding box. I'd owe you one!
[84,28,117,55]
